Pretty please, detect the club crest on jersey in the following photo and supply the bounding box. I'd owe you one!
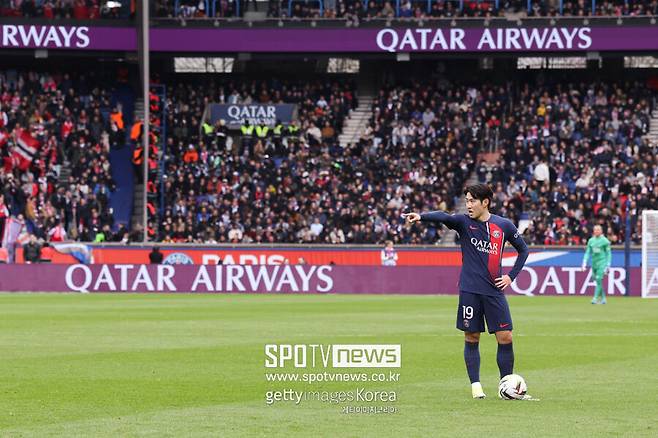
[492,230,501,239]
[470,237,499,254]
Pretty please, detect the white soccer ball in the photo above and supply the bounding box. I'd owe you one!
[498,374,527,400]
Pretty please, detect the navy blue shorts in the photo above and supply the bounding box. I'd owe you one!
[456,291,513,334]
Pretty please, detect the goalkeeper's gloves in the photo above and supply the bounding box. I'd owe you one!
[581,264,586,271]
[604,266,610,275]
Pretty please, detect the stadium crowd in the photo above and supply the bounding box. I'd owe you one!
[86,74,658,245]
[2,72,656,248]
[159,76,654,245]
[157,78,367,243]
[0,0,132,19]
[153,77,480,244]
[4,0,652,19]
[150,0,658,19]
[528,0,658,17]
[269,0,658,19]
[476,79,655,245]
[0,69,124,255]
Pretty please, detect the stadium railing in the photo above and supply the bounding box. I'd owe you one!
[159,0,657,19]
[150,15,658,27]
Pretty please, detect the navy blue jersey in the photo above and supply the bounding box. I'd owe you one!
[420,212,529,296]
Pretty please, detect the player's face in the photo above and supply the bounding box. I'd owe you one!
[593,226,603,237]
[465,193,487,220]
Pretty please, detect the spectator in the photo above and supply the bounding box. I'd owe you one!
[39,242,54,262]
[309,217,324,239]
[23,234,41,263]
[149,247,164,264]
[381,240,398,266]
[533,160,550,184]
[48,219,67,242]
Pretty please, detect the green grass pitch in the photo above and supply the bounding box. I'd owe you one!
[1,293,657,437]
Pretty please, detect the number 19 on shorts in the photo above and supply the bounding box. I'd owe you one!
[462,306,473,319]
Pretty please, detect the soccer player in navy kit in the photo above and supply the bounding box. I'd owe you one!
[403,184,529,399]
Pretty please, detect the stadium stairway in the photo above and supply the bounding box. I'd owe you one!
[649,108,658,147]
[338,96,375,148]
[130,98,145,231]
[109,84,136,230]
[57,161,71,187]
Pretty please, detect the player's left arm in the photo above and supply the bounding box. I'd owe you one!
[495,221,530,290]
[604,238,612,274]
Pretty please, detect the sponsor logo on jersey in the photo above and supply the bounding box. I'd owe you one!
[470,237,499,255]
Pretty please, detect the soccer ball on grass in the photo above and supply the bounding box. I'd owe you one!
[498,374,527,400]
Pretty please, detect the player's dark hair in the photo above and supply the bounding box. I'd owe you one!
[463,184,494,209]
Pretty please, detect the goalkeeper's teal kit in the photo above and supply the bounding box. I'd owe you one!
[582,236,612,302]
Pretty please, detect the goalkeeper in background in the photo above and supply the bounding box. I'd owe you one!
[581,225,612,304]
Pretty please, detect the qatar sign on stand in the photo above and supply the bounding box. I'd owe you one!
[3,25,658,52]
[0,264,644,295]
[208,104,296,128]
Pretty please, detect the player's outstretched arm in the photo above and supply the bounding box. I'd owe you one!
[403,211,463,231]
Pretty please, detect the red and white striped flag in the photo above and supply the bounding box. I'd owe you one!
[0,130,8,148]
[12,130,41,171]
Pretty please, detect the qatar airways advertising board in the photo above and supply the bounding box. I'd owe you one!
[2,25,658,52]
[0,264,644,296]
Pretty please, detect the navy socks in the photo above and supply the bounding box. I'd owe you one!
[464,341,481,383]
[497,342,514,378]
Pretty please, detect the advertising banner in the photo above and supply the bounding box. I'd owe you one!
[208,104,296,128]
[3,25,658,53]
[0,264,644,296]
[0,25,134,50]
[149,26,658,52]
[13,246,642,267]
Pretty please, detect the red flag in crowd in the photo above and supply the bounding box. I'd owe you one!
[0,130,8,148]
[12,130,41,171]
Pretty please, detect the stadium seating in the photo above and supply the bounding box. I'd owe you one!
[2,69,656,246]
[476,79,655,245]
[151,76,655,245]
[3,0,654,19]
[151,0,658,19]
[372,79,656,245]
[0,0,131,19]
[155,78,358,243]
[0,70,126,245]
